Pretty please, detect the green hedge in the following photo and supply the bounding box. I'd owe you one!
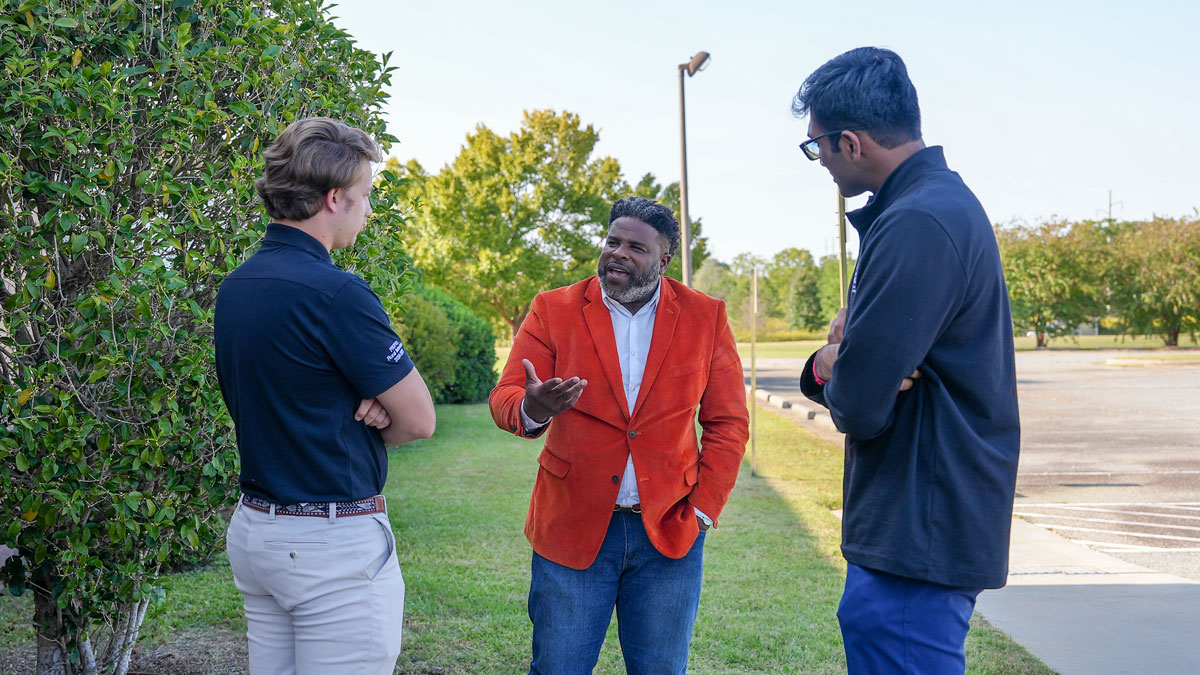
[398,284,497,404]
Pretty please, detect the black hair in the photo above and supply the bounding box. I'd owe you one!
[792,47,922,149]
[608,196,680,258]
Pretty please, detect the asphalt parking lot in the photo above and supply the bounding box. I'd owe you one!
[1010,349,1200,581]
[742,348,1200,580]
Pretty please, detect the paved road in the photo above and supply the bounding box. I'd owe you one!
[742,349,1200,580]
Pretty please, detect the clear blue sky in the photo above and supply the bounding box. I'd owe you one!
[331,0,1200,263]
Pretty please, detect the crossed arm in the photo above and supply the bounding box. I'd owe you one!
[354,368,436,445]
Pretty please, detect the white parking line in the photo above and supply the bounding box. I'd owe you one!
[1014,505,1200,521]
[1019,502,1200,508]
[1022,470,1200,476]
[1070,539,1200,553]
[1035,524,1200,543]
[1014,512,1200,532]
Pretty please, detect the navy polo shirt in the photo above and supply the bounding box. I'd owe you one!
[214,223,415,505]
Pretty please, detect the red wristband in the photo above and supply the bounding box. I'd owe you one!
[813,359,827,386]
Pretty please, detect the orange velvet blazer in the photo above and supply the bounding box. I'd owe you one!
[490,276,749,570]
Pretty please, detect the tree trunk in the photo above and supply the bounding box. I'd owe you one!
[34,589,71,675]
[1036,331,1047,348]
[506,302,533,340]
[33,587,146,675]
[1167,324,1180,347]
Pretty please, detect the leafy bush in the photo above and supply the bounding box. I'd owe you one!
[0,0,410,670]
[418,284,497,403]
[395,293,459,404]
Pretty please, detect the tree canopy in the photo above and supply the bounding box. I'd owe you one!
[396,110,625,337]
[396,111,713,338]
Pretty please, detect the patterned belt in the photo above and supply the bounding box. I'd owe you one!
[241,494,386,518]
[613,504,641,514]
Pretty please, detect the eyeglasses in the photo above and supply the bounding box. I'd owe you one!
[799,128,864,161]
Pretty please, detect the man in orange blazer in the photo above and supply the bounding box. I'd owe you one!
[490,196,749,674]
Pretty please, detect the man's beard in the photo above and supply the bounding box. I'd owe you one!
[597,260,661,305]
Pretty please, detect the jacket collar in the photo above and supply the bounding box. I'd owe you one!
[846,145,947,235]
[263,223,332,263]
[581,276,679,422]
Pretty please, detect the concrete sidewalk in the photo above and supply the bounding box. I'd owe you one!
[752,384,1200,675]
[976,518,1200,675]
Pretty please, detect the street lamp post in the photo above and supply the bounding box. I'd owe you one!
[677,50,709,288]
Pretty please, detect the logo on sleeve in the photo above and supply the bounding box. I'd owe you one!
[386,340,407,363]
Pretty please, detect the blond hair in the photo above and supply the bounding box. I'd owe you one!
[254,117,382,221]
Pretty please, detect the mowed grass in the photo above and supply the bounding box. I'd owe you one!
[0,401,1051,674]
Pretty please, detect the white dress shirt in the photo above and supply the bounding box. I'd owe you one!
[521,280,711,525]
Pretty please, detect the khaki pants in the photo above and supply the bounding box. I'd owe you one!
[226,499,405,674]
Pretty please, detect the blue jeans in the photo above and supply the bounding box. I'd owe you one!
[838,563,982,675]
[528,511,706,675]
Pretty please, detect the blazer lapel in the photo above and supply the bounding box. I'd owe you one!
[582,279,630,422]
[631,278,678,420]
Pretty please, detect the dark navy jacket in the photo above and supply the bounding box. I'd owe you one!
[800,147,1020,589]
[214,224,414,505]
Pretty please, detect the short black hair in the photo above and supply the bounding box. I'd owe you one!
[608,196,680,258]
[792,47,921,149]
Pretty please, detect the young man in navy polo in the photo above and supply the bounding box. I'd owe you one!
[794,49,1021,673]
[215,117,435,674]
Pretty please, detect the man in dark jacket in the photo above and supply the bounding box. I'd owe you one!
[794,48,1020,674]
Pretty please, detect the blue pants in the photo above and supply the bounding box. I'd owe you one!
[528,511,706,675]
[839,563,982,675]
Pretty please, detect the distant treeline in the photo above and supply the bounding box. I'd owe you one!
[692,216,1199,347]
[996,216,1199,347]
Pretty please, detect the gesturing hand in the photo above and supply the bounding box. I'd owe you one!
[522,359,587,424]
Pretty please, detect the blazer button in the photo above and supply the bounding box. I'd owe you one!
[628,430,637,439]
[611,475,620,484]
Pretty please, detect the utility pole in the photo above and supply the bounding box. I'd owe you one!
[837,189,849,307]
[749,267,757,476]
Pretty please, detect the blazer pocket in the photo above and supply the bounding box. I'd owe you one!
[684,461,699,486]
[537,447,571,479]
[666,358,705,378]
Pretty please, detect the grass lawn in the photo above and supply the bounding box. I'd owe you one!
[1012,334,1199,350]
[1,401,1051,674]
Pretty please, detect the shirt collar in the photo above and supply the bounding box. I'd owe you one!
[599,277,662,318]
[263,223,332,263]
[846,145,948,235]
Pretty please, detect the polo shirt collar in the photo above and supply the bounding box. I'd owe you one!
[599,277,662,318]
[264,223,332,263]
[847,145,947,235]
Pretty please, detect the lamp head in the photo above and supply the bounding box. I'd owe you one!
[681,51,710,77]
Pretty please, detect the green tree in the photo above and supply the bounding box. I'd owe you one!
[1109,216,1200,346]
[630,173,710,281]
[0,1,409,671]
[760,248,823,330]
[816,253,854,327]
[693,258,737,301]
[996,221,1107,347]
[399,110,625,338]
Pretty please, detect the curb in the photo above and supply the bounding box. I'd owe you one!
[746,385,840,432]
